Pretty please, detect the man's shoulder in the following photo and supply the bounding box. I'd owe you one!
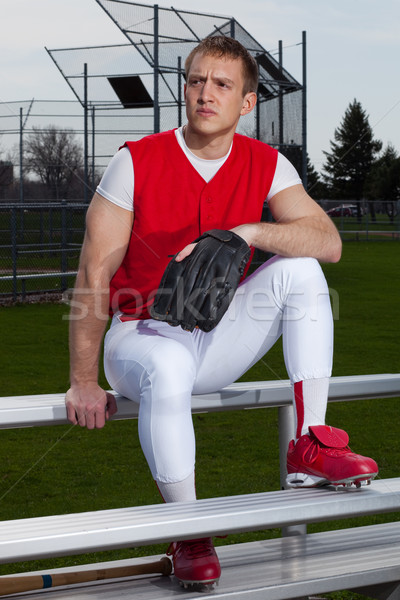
[233,133,278,158]
[123,129,176,150]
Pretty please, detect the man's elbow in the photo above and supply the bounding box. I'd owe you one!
[326,236,342,263]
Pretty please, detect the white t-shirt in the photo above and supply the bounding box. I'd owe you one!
[97,127,302,211]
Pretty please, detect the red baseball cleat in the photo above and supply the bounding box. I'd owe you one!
[286,425,378,488]
[167,537,221,587]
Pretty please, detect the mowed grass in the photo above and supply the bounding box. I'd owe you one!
[0,241,399,578]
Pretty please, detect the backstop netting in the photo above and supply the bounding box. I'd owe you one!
[0,1,304,301]
[46,1,303,172]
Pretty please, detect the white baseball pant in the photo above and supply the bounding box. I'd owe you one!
[104,256,333,483]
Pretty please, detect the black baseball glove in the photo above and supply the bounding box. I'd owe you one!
[150,229,251,332]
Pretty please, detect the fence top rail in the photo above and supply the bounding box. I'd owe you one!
[340,229,400,235]
[0,272,77,281]
[0,202,88,210]
[0,374,398,429]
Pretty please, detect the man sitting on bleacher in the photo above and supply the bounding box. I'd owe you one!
[65,36,378,588]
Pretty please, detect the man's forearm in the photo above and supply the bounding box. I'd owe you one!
[69,276,110,386]
[233,217,342,263]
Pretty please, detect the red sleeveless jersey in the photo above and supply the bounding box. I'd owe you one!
[109,129,278,319]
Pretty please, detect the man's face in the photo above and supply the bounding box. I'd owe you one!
[184,53,255,138]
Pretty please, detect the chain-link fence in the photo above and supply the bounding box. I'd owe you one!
[2,198,396,304]
[322,199,400,242]
[0,202,85,302]
[0,2,308,303]
[45,1,305,178]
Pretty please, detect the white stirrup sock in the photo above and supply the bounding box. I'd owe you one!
[156,471,197,503]
[293,378,329,440]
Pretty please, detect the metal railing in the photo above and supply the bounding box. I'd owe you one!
[1,201,399,303]
[0,201,86,301]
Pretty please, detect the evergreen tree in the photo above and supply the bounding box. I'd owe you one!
[306,155,327,200]
[365,144,400,222]
[322,99,382,220]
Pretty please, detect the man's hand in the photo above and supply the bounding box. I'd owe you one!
[151,229,251,332]
[65,383,118,429]
[175,227,249,262]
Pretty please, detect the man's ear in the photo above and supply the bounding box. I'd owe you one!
[184,83,187,100]
[240,91,257,116]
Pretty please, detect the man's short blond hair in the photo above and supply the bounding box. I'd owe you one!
[185,36,259,96]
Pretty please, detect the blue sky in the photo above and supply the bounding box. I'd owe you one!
[1,0,399,172]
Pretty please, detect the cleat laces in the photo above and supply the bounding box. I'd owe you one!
[168,539,214,559]
[303,437,350,464]
[184,539,215,559]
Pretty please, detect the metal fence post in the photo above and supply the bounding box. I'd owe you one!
[177,56,182,127]
[278,40,283,150]
[19,108,24,206]
[61,200,68,290]
[11,206,18,302]
[153,4,160,134]
[302,31,308,190]
[83,63,89,204]
[278,404,307,537]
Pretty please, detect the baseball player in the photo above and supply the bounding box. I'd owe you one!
[65,36,378,587]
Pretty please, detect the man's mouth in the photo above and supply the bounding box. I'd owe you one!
[196,108,216,117]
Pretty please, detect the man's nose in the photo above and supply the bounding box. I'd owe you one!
[198,80,214,103]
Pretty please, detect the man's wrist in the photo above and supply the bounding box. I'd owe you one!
[231,223,261,248]
[69,377,99,389]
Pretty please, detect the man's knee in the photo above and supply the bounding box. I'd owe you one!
[236,256,328,318]
[105,327,197,400]
[139,339,197,396]
[261,255,322,275]
[255,256,327,290]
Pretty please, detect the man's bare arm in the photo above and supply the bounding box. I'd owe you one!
[176,185,341,264]
[65,192,134,429]
[232,185,342,263]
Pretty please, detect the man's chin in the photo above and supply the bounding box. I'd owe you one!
[188,120,223,137]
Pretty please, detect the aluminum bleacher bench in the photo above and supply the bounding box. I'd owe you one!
[1,481,400,599]
[1,374,399,489]
[2,374,400,430]
[0,374,399,599]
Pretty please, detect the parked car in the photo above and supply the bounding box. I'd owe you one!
[326,204,358,217]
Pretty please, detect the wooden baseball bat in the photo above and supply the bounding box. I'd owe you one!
[0,556,172,596]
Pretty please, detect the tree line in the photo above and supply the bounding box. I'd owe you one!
[308,99,399,222]
[0,99,399,220]
[0,126,95,202]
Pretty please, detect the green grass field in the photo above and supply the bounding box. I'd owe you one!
[0,241,399,586]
